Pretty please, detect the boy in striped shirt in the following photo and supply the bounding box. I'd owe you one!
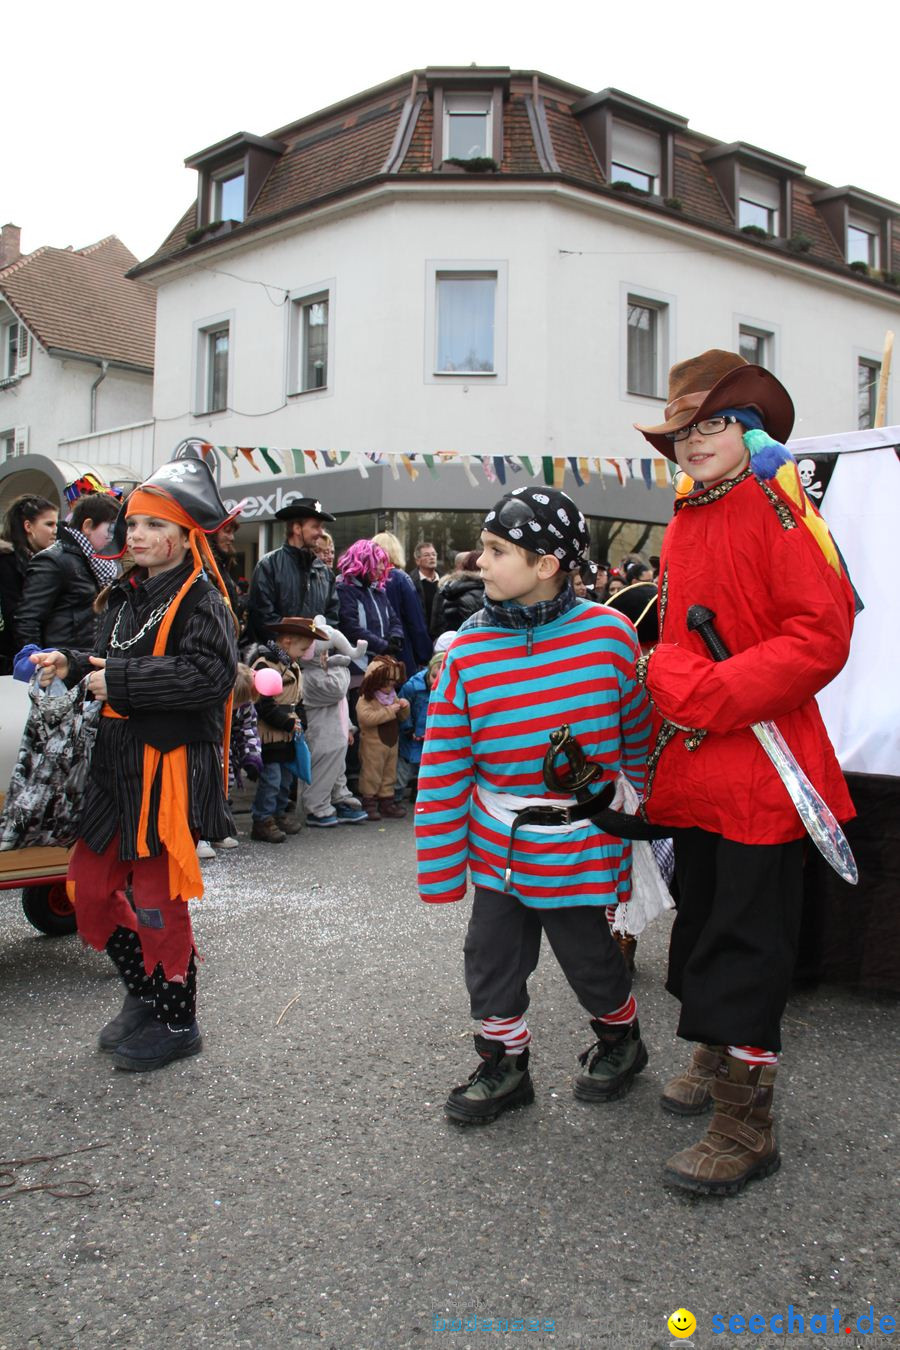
[414,487,653,1123]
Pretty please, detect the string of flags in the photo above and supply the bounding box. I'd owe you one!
[191,444,677,491]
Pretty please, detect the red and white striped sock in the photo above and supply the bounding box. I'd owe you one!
[596,994,637,1027]
[481,1015,531,1052]
[728,1044,779,1067]
[605,904,617,926]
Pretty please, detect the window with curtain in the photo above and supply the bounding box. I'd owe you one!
[436,274,496,373]
[626,299,665,396]
[739,325,773,369]
[858,358,880,429]
[206,327,229,412]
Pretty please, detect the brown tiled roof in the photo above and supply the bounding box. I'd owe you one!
[398,98,433,174]
[253,95,403,219]
[501,94,543,174]
[543,99,604,187]
[134,67,900,301]
[0,238,155,368]
[671,140,733,228]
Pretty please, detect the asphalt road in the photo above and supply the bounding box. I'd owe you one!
[0,810,896,1350]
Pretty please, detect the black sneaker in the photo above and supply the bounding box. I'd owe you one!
[98,993,155,1053]
[445,1035,535,1125]
[573,1019,648,1102]
[111,1019,203,1073]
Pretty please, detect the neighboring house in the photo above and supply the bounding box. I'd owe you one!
[129,67,899,568]
[0,226,156,509]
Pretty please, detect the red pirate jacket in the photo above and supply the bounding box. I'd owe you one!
[642,467,855,844]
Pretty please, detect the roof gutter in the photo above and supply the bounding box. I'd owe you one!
[45,347,153,376]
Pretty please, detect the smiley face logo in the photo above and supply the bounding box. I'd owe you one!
[667,1308,697,1338]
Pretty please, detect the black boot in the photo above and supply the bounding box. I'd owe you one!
[98,993,155,1053]
[445,1035,535,1124]
[111,957,202,1073]
[101,928,155,1051]
[574,1019,648,1102]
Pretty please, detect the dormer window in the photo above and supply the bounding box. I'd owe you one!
[210,167,246,223]
[847,212,879,267]
[610,122,661,194]
[739,168,780,233]
[444,94,492,161]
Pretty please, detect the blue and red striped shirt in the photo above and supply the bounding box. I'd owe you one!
[415,597,652,908]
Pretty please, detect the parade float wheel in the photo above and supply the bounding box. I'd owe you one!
[21,883,77,937]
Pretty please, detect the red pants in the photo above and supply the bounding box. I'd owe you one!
[67,836,196,982]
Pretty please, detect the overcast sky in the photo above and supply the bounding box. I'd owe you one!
[6,0,898,263]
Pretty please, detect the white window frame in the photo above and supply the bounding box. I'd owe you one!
[442,94,493,162]
[192,312,234,417]
[856,352,883,429]
[285,280,335,399]
[735,317,778,372]
[847,212,880,268]
[1,427,15,461]
[621,285,674,403]
[424,260,508,385]
[209,164,246,223]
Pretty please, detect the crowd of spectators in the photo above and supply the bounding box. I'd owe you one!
[0,482,659,853]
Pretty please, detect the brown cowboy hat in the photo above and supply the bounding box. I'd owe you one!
[268,616,329,642]
[634,349,794,460]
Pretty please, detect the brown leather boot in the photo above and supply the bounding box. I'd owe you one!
[660,1044,725,1116]
[251,816,286,843]
[274,813,303,835]
[361,795,381,821]
[378,798,407,820]
[664,1054,780,1195]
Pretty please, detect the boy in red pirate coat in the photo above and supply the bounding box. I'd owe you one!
[633,351,856,1194]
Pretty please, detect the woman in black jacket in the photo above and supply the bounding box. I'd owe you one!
[430,550,485,637]
[33,458,238,1074]
[0,494,58,673]
[16,492,120,651]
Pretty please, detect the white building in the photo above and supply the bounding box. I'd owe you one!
[0,227,155,510]
[131,68,899,569]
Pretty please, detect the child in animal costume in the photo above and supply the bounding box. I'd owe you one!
[355,654,410,820]
[247,617,323,843]
[415,487,652,1124]
[298,616,368,827]
[31,450,239,1073]
[632,350,856,1194]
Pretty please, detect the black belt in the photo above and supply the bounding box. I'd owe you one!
[503,783,615,890]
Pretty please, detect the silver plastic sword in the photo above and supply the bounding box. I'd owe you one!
[686,605,858,885]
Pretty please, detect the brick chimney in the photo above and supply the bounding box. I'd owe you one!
[0,224,22,269]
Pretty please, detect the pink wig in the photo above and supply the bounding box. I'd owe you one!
[337,539,392,588]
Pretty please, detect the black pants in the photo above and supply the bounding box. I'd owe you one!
[463,886,631,1022]
[668,829,804,1051]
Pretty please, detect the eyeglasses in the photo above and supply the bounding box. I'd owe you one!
[496,497,537,529]
[665,415,739,444]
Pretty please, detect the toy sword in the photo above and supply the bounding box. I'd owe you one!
[686,605,858,885]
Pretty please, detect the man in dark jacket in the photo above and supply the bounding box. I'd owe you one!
[247,498,339,641]
[16,493,120,650]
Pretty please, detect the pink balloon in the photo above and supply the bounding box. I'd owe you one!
[254,667,283,697]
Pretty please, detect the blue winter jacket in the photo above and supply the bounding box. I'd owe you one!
[399,668,430,765]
